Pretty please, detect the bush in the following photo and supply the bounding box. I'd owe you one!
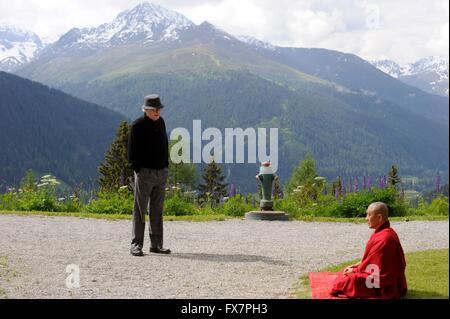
[279,187,407,218]
[274,196,302,218]
[60,197,83,213]
[275,194,340,218]
[14,190,60,212]
[221,195,253,217]
[85,190,133,215]
[164,195,196,216]
[336,187,406,217]
[428,195,449,215]
[411,195,449,216]
[196,205,220,215]
[0,191,20,211]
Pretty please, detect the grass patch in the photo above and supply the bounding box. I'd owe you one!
[295,249,449,299]
[291,215,448,223]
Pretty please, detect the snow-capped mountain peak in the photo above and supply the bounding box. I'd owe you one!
[371,59,405,78]
[0,24,44,72]
[57,2,194,50]
[372,57,449,97]
[236,35,277,51]
[410,56,449,76]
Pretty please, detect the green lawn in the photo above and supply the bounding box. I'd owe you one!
[296,249,449,299]
[0,210,447,223]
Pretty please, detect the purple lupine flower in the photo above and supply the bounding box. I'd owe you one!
[381,176,387,189]
[348,180,353,193]
[335,186,340,199]
[378,176,386,189]
[436,172,441,194]
[219,196,225,204]
[230,183,237,197]
[341,178,346,196]
[279,191,284,199]
[363,176,367,190]
[367,176,372,191]
[120,174,125,186]
[354,177,359,192]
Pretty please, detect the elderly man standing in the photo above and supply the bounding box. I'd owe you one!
[330,202,407,298]
[128,94,170,256]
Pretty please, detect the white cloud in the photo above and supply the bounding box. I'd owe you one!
[0,0,448,63]
[426,22,450,59]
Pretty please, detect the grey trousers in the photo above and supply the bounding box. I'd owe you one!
[131,168,168,249]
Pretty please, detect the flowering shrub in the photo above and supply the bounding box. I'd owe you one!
[220,195,253,217]
[164,195,196,216]
[85,188,133,214]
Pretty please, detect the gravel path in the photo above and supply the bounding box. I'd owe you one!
[0,215,448,299]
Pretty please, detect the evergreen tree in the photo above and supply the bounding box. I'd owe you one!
[98,122,133,192]
[286,153,318,194]
[20,169,37,193]
[198,159,228,206]
[168,140,198,190]
[388,165,401,189]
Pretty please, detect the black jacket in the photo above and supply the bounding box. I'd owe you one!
[128,115,169,172]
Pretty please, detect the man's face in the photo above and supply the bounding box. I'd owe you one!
[365,207,383,229]
[145,108,161,121]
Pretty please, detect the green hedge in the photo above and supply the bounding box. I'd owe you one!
[277,187,409,218]
[164,195,196,216]
[1,186,446,218]
[220,195,254,217]
[85,191,133,215]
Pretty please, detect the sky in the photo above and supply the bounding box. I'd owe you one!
[0,0,448,64]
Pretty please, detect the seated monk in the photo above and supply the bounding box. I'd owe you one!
[330,202,407,299]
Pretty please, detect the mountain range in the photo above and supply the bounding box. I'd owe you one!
[2,12,448,99]
[1,2,448,191]
[371,56,449,97]
[0,24,44,72]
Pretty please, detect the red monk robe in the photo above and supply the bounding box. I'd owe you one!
[330,221,407,299]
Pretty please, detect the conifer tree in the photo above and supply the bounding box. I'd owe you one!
[198,159,228,205]
[334,176,343,197]
[168,140,198,190]
[20,169,38,193]
[388,165,401,189]
[285,153,317,194]
[98,122,133,192]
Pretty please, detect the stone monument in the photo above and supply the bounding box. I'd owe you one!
[245,161,289,221]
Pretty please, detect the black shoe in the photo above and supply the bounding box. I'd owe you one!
[150,247,171,254]
[130,247,144,256]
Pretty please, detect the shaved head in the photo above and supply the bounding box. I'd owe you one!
[368,202,389,221]
[365,202,389,229]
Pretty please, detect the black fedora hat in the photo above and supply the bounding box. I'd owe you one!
[142,94,164,110]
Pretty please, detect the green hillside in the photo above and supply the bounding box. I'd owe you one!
[62,69,448,191]
[0,71,126,189]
